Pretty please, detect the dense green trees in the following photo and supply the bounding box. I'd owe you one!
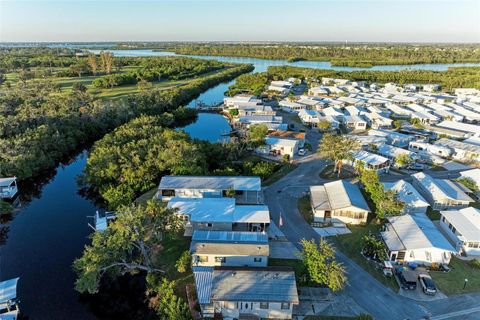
[299,239,347,292]
[226,66,480,93]
[91,57,226,88]
[74,201,183,294]
[247,123,268,145]
[170,43,480,67]
[83,115,208,209]
[358,169,404,220]
[147,277,192,320]
[0,62,253,180]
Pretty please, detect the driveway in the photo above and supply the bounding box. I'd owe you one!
[264,155,480,320]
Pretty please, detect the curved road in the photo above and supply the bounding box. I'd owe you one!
[264,153,480,320]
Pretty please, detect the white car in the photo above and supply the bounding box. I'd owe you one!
[298,149,306,156]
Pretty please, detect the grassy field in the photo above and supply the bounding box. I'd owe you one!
[430,257,480,296]
[134,188,158,206]
[298,195,314,224]
[157,233,193,297]
[3,66,231,100]
[333,224,399,291]
[319,164,356,180]
[263,163,297,186]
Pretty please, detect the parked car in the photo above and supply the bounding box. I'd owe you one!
[418,274,437,295]
[399,270,417,290]
[408,163,425,171]
[298,149,306,156]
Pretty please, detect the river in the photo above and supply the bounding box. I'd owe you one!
[2,49,479,319]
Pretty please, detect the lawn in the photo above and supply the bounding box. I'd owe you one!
[319,164,356,180]
[263,163,297,186]
[157,233,193,297]
[269,258,307,286]
[430,257,480,296]
[134,187,158,206]
[298,195,314,224]
[333,224,399,291]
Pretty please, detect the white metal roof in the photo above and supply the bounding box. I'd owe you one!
[460,168,480,185]
[193,267,214,304]
[159,175,261,191]
[383,180,429,209]
[377,144,414,159]
[437,120,480,135]
[352,150,389,166]
[440,207,480,242]
[167,197,270,224]
[382,215,454,252]
[265,137,299,148]
[314,180,370,212]
[412,172,474,203]
[211,268,299,303]
[434,138,480,154]
[0,177,16,187]
[192,230,268,244]
[0,278,18,303]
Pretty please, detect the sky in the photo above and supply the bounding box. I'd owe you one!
[0,0,479,43]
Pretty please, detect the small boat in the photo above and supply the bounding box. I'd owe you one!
[0,277,20,319]
[0,177,18,200]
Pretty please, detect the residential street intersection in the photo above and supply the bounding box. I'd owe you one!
[264,152,480,320]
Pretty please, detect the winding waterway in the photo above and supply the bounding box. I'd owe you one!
[2,49,479,319]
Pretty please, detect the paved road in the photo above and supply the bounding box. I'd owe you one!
[264,154,480,320]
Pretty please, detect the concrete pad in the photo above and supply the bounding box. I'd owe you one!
[396,269,448,301]
[294,287,367,317]
[314,226,352,237]
[442,161,472,171]
[269,240,301,260]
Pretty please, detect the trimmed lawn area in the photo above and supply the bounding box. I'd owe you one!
[298,195,314,224]
[430,257,480,296]
[157,233,193,297]
[134,187,158,206]
[269,258,307,286]
[333,224,399,291]
[263,163,297,186]
[319,164,356,180]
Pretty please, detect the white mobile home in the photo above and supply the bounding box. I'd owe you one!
[383,180,429,215]
[157,176,262,204]
[167,197,270,234]
[368,129,415,148]
[259,137,300,158]
[193,267,299,319]
[381,215,455,265]
[376,144,417,168]
[310,180,370,225]
[190,230,269,267]
[411,172,474,210]
[434,138,480,164]
[440,207,480,257]
[344,115,367,131]
[350,150,391,173]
